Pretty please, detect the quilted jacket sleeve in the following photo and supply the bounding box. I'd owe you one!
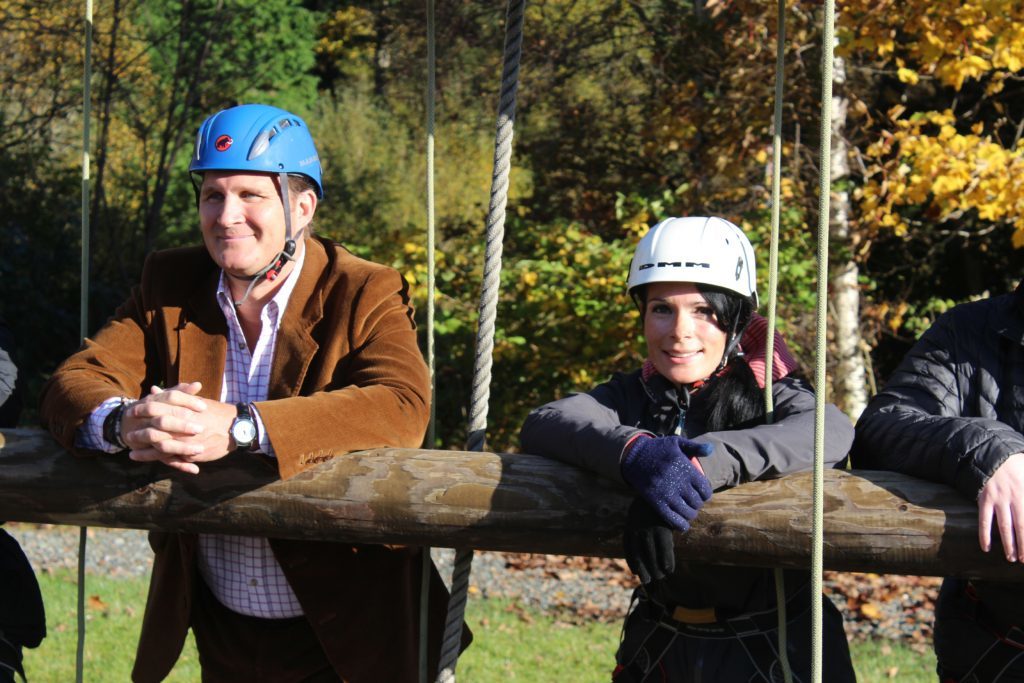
[852,306,1024,501]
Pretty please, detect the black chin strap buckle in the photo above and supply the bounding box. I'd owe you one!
[264,240,297,283]
[233,239,297,307]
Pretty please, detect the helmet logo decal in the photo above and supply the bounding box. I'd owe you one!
[638,261,711,272]
[735,257,743,280]
[215,135,233,152]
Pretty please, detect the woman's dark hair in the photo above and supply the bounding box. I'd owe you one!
[695,284,764,431]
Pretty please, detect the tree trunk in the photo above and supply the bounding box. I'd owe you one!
[829,55,868,419]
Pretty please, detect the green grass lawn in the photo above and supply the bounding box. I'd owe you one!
[24,571,936,682]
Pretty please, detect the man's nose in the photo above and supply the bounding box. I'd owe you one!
[217,195,244,224]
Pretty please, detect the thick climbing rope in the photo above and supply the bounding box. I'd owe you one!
[764,1,794,681]
[811,1,837,680]
[419,1,437,682]
[434,1,525,681]
[77,2,94,682]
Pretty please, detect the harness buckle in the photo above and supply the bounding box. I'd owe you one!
[670,605,717,624]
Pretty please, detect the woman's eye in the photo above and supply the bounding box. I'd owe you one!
[695,306,715,319]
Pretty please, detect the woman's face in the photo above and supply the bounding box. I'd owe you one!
[643,281,727,387]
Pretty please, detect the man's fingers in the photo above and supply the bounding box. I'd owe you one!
[995,503,1017,562]
[129,449,201,475]
[160,381,203,396]
[149,414,205,436]
[137,386,207,413]
[978,498,994,553]
[126,428,204,456]
[1013,497,1024,564]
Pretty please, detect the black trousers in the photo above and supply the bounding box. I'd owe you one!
[934,579,1024,683]
[190,576,342,683]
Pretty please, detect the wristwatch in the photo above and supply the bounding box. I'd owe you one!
[102,399,134,450]
[230,403,259,452]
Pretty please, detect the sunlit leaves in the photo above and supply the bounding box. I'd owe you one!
[839,0,1024,90]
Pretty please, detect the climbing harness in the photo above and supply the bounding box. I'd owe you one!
[613,588,812,683]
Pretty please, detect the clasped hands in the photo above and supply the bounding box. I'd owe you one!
[119,382,237,474]
[620,435,714,584]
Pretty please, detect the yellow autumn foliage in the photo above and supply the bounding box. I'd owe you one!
[858,109,1024,243]
[839,0,1024,90]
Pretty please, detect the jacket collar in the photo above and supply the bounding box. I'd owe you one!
[992,280,1024,345]
[177,236,329,400]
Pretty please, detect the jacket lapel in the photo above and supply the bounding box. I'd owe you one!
[177,268,228,401]
[268,237,326,399]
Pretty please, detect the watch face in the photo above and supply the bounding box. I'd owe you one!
[232,419,257,445]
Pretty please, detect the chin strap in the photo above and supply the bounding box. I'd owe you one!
[233,172,297,307]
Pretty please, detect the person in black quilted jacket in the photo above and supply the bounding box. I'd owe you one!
[853,282,1024,681]
[0,316,46,682]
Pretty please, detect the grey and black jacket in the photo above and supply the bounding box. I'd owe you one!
[520,368,853,613]
[852,283,1024,501]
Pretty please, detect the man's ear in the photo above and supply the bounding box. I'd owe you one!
[295,189,317,227]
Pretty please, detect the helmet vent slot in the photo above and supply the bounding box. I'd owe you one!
[248,128,277,160]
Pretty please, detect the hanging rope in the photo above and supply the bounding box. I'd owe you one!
[764,1,793,681]
[435,1,525,681]
[77,2,94,682]
[419,1,437,681]
[811,1,837,681]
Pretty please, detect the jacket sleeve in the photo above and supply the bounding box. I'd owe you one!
[255,266,431,479]
[852,312,1024,501]
[39,282,154,455]
[519,374,646,485]
[0,319,22,428]
[696,376,853,490]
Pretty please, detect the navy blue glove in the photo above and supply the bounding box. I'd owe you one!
[623,497,675,584]
[620,435,714,531]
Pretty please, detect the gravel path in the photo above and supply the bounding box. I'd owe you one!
[5,523,937,650]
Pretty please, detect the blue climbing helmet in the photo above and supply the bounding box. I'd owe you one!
[190,104,324,305]
[189,103,323,198]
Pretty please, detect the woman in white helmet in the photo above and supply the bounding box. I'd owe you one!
[521,217,856,682]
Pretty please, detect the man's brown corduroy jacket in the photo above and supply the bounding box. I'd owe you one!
[41,235,456,682]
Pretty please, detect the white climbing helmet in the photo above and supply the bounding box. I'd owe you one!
[627,216,758,307]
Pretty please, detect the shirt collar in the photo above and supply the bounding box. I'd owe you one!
[215,245,307,324]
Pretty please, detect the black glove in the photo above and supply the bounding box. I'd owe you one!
[623,497,676,585]
[620,435,714,530]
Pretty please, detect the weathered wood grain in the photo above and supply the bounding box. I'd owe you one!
[2,428,1022,580]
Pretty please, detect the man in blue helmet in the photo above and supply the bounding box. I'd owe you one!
[41,104,457,682]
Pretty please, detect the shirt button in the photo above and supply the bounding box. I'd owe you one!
[249,578,259,587]
[238,343,246,350]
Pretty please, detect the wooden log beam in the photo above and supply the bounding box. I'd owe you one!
[2,428,1022,580]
